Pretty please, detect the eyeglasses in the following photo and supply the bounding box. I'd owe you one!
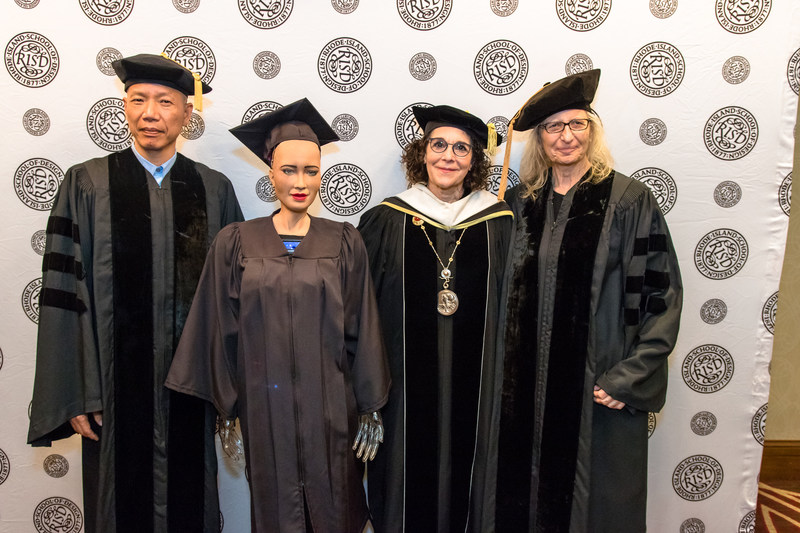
[539,118,591,134]
[427,138,472,157]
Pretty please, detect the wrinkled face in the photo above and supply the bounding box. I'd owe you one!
[124,83,192,161]
[269,139,321,215]
[539,108,591,169]
[424,126,473,198]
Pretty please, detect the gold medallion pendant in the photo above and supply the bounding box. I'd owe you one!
[437,289,459,316]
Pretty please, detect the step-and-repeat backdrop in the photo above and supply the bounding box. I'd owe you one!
[1,1,798,532]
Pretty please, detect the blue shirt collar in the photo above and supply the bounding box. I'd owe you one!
[131,144,178,187]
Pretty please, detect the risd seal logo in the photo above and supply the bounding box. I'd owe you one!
[491,0,518,17]
[163,36,216,84]
[394,102,432,148]
[690,411,718,436]
[723,56,750,85]
[738,510,756,533]
[43,454,69,478]
[320,163,372,216]
[15,0,40,7]
[0,347,3,373]
[647,412,656,438]
[556,0,611,31]
[238,0,293,29]
[80,0,133,25]
[242,100,282,123]
[331,114,359,142]
[565,53,593,75]
[631,167,677,215]
[317,37,372,93]
[96,47,123,76]
[487,166,519,196]
[5,32,59,88]
[409,52,437,81]
[682,344,734,394]
[762,291,778,335]
[22,277,42,323]
[751,403,767,445]
[787,48,800,96]
[255,176,277,203]
[33,496,83,533]
[473,40,528,96]
[630,42,685,98]
[716,0,771,34]
[694,228,748,279]
[332,0,358,14]
[713,180,742,208]
[173,0,200,13]
[181,112,204,141]
[23,108,50,136]
[679,518,705,533]
[14,158,64,211]
[31,229,47,256]
[700,298,727,324]
[704,107,758,160]
[779,172,791,216]
[397,0,452,30]
[639,118,667,145]
[650,0,677,19]
[86,98,131,152]
[488,116,509,140]
[672,455,724,501]
[253,51,281,79]
[0,448,9,486]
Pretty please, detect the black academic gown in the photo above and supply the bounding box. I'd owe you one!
[165,215,391,533]
[495,171,683,533]
[27,148,243,533]
[358,193,513,533]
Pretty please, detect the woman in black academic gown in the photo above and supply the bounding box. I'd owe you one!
[494,69,683,532]
[166,98,390,533]
[357,105,512,532]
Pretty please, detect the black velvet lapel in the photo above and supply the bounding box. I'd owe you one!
[109,148,155,532]
[496,183,548,531]
[537,175,613,532]
[167,153,208,533]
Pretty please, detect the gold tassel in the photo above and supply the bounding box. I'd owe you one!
[497,118,515,202]
[486,123,498,156]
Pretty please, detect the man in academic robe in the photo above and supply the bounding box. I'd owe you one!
[27,53,243,533]
[494,69,683,532]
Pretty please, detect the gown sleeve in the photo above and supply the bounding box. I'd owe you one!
[165,223,243,419]
[28,166,102,446]
[595,185,683,412]
[341,222,391,414]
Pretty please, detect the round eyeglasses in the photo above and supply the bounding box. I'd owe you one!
[539,118,591,134]
[427,138,472,158]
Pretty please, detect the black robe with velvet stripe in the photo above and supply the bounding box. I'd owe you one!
[28,148,243,533]
[358,196,513,533]
[495,172,682,533]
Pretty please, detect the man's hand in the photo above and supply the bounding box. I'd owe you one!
[593,386,626,410]
[70,411,103,441]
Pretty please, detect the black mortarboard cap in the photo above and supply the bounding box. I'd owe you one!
[112,53,211,110]
[514,69,600,131]
[229,98,339,166]
[412,105,502,152]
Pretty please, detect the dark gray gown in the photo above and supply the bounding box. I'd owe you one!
[28,147,243,533]
[495,171,683,533]
[358,195,513,533]
[166,215,391,533]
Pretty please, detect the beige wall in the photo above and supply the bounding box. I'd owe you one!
[766,94,800,441]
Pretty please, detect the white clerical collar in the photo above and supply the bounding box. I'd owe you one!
[396,183,499,227]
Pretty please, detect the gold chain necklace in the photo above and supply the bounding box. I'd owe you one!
[413,216,467,316]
